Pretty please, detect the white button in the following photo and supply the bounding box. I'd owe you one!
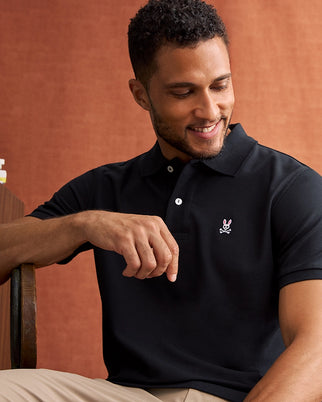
[167,165,174,173]
[175,198,183,205]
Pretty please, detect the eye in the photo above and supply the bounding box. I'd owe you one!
[211,84,227,92]
[211,79,230,92]
[170,90,192,99]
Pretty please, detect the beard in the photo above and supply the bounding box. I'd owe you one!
[149,102,232,160]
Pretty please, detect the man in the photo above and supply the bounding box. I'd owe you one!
[0,0,321,401]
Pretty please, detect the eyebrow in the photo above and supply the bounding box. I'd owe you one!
[165,73,232,89]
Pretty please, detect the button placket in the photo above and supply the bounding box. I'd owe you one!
[165,163,196,234]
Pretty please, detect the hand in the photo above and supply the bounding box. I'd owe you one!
[82,211,179,282]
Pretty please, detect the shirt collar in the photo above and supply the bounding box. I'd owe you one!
[199,123,257,176]
[139,123,257,177]
[139,142,170,177]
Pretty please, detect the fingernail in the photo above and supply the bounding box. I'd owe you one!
[168,274,177,282]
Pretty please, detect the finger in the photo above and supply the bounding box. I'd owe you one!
[160,230,179,282]
[145,235,173,279]
[121,244,142,278]
[166,249,179,282]
[133,240,158,279]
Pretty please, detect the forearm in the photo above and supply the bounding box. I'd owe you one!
[0,210,179,284]
[0,214,87,284]
[245,334,322,401]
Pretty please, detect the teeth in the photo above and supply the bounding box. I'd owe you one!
[192,124,216,133]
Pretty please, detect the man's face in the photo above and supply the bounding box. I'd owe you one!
[144,37,235,161]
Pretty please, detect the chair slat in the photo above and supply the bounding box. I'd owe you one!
[11,264,37,368]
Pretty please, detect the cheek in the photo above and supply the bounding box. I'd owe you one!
[158,102,193,125]
[225,90,235,109]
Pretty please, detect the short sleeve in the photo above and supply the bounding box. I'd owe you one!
[29,170,97,263]
[29,170,96,220]
[272,167,322,288]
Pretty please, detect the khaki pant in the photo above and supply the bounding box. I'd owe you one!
[0,369,228,401]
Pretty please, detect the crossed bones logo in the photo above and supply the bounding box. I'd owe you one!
[219,218,232,234]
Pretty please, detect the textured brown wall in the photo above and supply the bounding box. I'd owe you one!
[0,0,321,378]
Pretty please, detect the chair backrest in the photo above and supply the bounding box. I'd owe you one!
[10,263,37,369]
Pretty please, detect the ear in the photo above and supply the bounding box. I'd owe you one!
[129,79,151,111]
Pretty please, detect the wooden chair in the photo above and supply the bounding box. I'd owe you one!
[0,186,36,368]
[10,263,37,369]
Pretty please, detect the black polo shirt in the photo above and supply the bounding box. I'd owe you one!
[31,123,322,402]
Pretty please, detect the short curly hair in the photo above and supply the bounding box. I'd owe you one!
[128,0,229,87]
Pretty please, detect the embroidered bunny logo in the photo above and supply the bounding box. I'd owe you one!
[219,219,232,234]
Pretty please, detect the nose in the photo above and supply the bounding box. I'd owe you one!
[193,90,220,122]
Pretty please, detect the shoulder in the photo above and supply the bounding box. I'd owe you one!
[259,144,320,200]
[241,138,321,199]
[69,150,150,185]
[228,124,320,186]
[248,141,313,175]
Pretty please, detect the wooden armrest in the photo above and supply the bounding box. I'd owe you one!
[10,263,37,368]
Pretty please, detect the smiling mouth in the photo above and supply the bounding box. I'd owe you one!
[190,123,217,133]
[187,120,222,138]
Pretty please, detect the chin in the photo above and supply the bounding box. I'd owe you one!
[192,150,222,160]
[189,141,225,159]
[182,146,223,160]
